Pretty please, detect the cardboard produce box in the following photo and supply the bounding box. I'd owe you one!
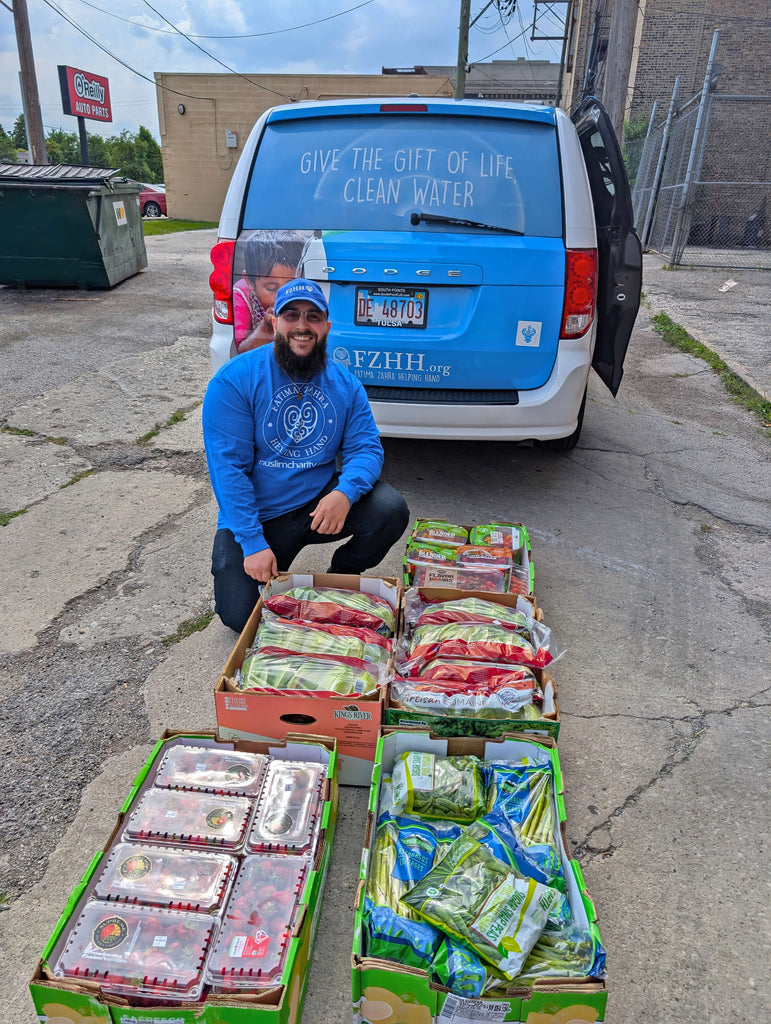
[385,668,559,740]
[404,518,535,596]
[215,573,400,787]
[352,730,607,1024]
[29,730,338,1024]
[388,586,559,739]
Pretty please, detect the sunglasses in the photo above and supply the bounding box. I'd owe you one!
[277,309,327,324]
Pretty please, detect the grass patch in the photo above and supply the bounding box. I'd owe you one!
[1,426,35,437]
[162,609,214,646]
[1,508,27,526]
[45,436,68,445]
[652,312,771,432]
[61,469,94,488]
[143,219,217,235]
[138,408,188,445]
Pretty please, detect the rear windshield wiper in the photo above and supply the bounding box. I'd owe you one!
[410,211,524,235]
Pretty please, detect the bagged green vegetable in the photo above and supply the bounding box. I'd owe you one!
[401,833,562,980]
[253,616,391,667]
[237,652,379,694]
[485,762,565,889]
[262,585,395,635]
[364,809,460,970]
[389,752,486,823]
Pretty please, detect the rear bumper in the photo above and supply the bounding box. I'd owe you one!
[370,335,593,441]
[210,325,595,443]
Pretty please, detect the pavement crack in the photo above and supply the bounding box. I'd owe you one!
[571,697,763,864]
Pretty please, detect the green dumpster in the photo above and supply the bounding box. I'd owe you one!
[0,164,147,288]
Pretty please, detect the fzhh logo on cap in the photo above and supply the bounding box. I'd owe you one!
[274,278,329,315]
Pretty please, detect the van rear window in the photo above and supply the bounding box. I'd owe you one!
[242,114,562,236]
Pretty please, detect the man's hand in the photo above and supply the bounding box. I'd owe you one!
[309,489,350,535]
[244,548,278,582]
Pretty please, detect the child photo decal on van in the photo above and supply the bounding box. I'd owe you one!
[233,230,311,353]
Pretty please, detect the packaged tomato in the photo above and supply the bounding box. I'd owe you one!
[405,541,458,572]
[469,523,523,551]
[411,519,469,547]
[247,761,326,855]
[206,853,310,992]
[123,789,253,851]
[456,544,513,569]
[412,564,508,593]
[52,901,215,1002]
[93,842,236,913]
[153,744,269,796]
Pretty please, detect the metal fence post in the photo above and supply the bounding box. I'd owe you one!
[669,30,720,265]
[640,78,679,247]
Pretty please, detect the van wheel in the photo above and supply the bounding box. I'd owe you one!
[541,389,586,452]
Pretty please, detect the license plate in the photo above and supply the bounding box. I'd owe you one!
[354,286,428,328]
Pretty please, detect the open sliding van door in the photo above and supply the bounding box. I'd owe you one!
[572,96,643,396]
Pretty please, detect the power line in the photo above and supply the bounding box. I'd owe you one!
[38,0,286,103]
[141,1,292,100]
[71,0,376,39]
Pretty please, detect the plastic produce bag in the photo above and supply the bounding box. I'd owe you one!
[389,752,486,823]
[485,762,565,889]
[262,585,395,635]
[401,833,563,980]
[252,616,391,668]
[237,652,381,695]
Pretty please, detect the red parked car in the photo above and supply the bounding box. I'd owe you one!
[138,183,167,218]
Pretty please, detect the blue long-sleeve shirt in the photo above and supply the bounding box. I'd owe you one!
[202,345,384,557]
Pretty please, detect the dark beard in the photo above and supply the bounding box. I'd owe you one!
[273,329,328,379]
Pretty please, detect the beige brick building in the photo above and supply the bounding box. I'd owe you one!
[154,72,455,222]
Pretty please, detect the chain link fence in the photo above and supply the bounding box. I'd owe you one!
[631,39,771,269]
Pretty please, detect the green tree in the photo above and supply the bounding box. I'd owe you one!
[104,126,163,182]
[0,125,17,163]
[86,133,112,168]
[136,125,163,182]
[45,128,81,164]
[12,113,26,149]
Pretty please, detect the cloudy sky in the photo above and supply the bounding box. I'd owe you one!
[1,0,565,140]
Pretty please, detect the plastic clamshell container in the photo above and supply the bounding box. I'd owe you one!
[205,853,310,993]
[469,523,523,551]
[247,761,325,855]
[93,842,237,913]
[152,744,269,796]
[412,563,509,593]
[123,789,253,851]
[456,544,513,568]
[52,900,215,1002]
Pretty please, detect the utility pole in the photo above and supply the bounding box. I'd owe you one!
[455,0,471,100]
[602,0,638,141]
[456,0,498,100]
[12,0,48,163]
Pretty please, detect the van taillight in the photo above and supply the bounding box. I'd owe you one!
[209,240,235,324]
[560,248,598,338]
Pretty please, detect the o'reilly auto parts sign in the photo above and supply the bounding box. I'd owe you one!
[58,65,112,122]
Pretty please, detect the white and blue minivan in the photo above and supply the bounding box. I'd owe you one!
[209,96,641,449]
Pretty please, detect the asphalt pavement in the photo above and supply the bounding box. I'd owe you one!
[0,234,768,1024]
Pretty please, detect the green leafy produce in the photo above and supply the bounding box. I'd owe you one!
[263,585,395,635]
[253,617,390,667]
[401,833,562,980]
[238,653,378,694]
[390,752,485,823]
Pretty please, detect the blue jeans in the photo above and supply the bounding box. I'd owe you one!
[211,477,409,633]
